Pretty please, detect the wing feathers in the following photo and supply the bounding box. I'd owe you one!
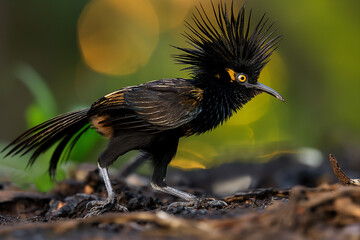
[124,79,202,129]
[89,79,202,132]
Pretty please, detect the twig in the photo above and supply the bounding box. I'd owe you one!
[329,154,360,186]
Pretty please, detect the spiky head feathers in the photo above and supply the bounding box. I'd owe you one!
[174,2,282,84]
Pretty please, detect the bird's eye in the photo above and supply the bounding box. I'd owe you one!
[238,74,247,82]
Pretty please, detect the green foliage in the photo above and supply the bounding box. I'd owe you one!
[1,64,102,191]
[14,63,57,122]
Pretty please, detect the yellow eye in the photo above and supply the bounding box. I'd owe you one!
[238,74,247,82]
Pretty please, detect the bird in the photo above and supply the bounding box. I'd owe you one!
[2,1,284,216]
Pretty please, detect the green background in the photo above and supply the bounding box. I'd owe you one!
[0,0,359,191]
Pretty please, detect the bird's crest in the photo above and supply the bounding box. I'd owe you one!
[173,1,282,83]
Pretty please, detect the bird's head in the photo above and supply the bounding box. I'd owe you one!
[174,1,285,103]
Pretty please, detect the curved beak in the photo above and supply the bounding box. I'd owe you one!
[245,82,285,102]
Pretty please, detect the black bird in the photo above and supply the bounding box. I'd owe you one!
[2,2,284,216]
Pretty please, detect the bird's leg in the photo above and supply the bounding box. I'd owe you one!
[151,164,227,210]
[119,151,151,177]
[85,163,128,218]
[151,182,227,209]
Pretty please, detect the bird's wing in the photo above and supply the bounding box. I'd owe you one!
[124,79,203,130]
[89,79,203,131]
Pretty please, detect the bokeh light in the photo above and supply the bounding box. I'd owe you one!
[150,0,195,31]
[78,0,159,76]
[171,140,218,170]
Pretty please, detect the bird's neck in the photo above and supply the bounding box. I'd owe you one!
[191,82,252,133]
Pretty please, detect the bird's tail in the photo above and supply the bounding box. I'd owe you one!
[2,108,90,177]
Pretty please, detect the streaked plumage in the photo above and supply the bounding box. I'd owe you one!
[2,1,284,215]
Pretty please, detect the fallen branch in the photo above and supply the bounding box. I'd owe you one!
[329,154,360,186]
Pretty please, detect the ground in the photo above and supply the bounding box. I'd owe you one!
[0,155,359,240]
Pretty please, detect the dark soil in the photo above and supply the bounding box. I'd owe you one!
[0,155,359,240]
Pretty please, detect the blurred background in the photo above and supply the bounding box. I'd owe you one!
[0,0,359,192]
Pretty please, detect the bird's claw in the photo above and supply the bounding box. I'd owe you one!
[84,197,128,218]
[168,197,227,210]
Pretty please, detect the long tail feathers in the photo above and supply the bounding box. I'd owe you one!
[2,109,90,177]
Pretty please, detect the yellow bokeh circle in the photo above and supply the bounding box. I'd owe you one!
[150,0,195,31]
[78,0,159,76]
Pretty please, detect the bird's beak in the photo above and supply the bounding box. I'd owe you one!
[245,82,285,102]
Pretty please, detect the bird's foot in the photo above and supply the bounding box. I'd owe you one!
[168,197,227,210]
[84,196,128,218]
